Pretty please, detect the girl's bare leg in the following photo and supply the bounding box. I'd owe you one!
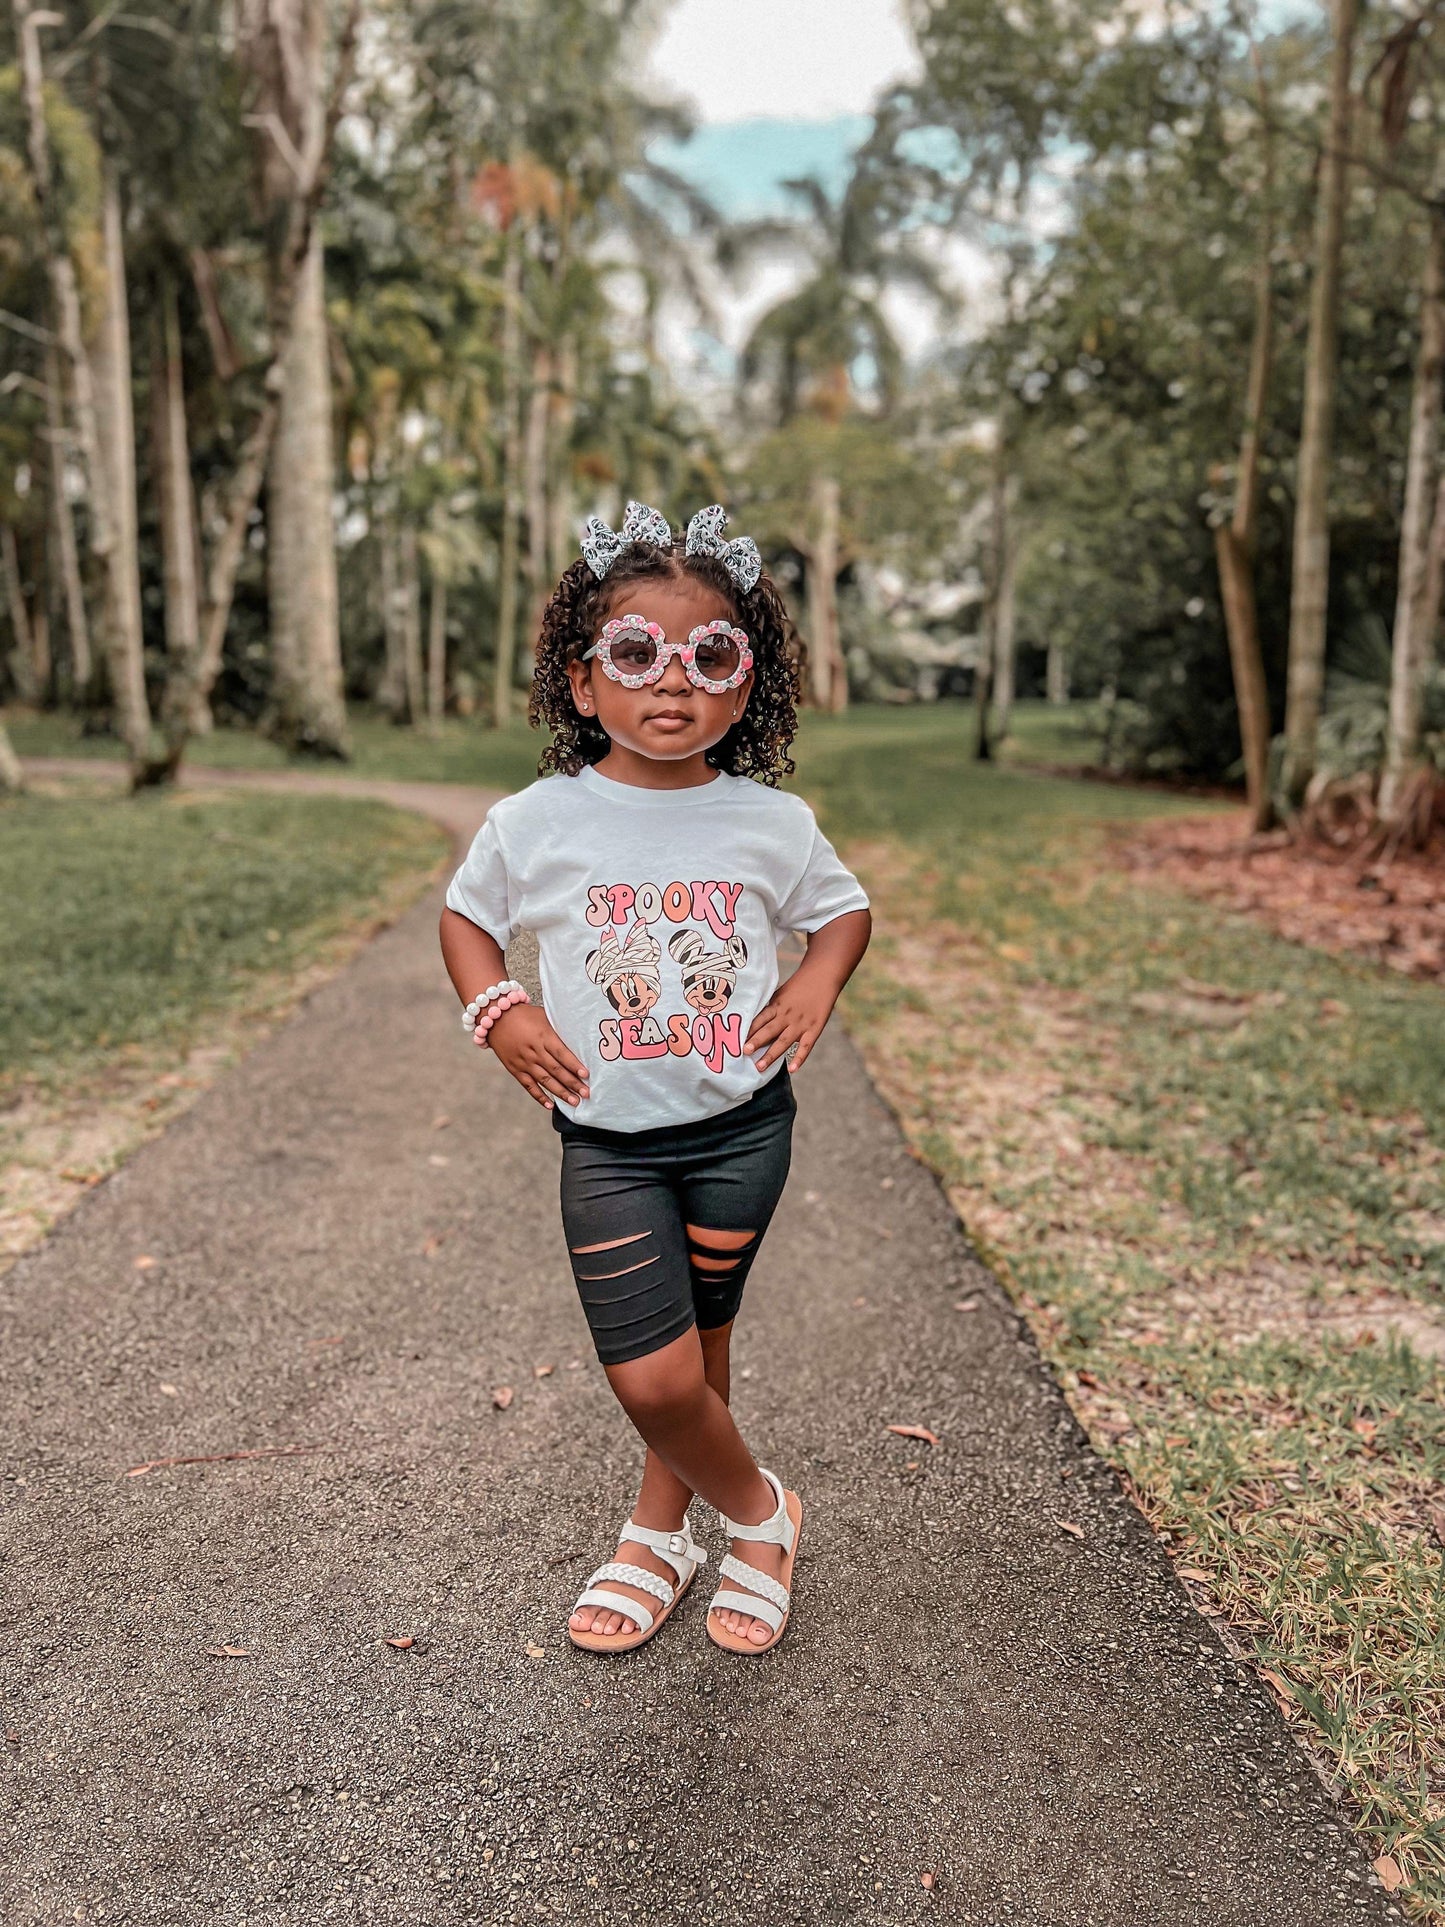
[568,1323,784,1646]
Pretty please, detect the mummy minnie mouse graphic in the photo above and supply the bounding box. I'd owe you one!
[439,496,872,1658]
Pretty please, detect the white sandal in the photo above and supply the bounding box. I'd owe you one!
[707,1466,803,1655]
[567,1512,709,1654]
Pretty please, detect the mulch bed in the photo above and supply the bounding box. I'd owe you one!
[1116,811,1445,981]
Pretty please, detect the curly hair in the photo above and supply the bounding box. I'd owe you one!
[528,541,804,786]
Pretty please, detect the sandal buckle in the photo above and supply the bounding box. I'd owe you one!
[667,1532,688,1556]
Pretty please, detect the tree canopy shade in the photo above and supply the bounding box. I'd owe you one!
[0,0,1442,835]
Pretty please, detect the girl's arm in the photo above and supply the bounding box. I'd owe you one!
[439,907,590,1110]
[743,906,872,1075]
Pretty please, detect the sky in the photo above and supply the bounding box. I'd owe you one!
[647,0,918,129]
[640,0,948,377]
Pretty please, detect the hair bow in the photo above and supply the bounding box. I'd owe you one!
[684,504,762,595]
[579,500,673,579]
[585,922,662,992]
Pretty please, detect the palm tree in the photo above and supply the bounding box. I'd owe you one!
[736,158,948,710]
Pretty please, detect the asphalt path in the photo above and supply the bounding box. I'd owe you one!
[2,764,1401,1926]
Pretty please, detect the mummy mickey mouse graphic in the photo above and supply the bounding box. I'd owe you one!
[669,928,747,1015]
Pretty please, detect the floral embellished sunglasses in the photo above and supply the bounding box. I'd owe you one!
[582,613,753,694]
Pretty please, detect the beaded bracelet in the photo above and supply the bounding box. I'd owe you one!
[461,979,524,1031]
[474,985,530,1048]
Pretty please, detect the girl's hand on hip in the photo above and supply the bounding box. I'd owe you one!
[483,1005,590,1109]
[743,974,836,1075]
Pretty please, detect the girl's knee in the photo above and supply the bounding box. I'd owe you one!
[609,1346,707,1429]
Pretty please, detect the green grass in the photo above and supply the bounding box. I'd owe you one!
[995,696,1112,772]
[4,704,545,793]
[797,702,1445,1916]
[0,788,446,1092]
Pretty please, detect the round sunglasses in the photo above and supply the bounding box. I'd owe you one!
[582,614,753,693]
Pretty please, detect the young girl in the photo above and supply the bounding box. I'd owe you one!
[439,501,871,1656]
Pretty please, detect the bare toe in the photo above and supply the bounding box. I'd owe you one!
[747,1616,771,1644]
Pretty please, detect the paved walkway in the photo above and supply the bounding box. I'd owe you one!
[3,762,1398,1926]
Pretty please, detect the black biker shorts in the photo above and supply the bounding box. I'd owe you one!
[555,1067,796,1366]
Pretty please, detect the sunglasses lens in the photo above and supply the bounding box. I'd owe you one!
[608,629,658,674]
[693,632,742,680]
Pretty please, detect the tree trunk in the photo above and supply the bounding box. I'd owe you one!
[523,341,551,644]
[1282,0,1359,806]
[976,419,1011,761]
[151,272,207,732]
[547,334,578,583]
[400,522,423,725]
[377,513,408,721]
[265,228,347,755]
[992,477,1019,739]
[15,0,150,764]
[426,573,447,729]
[2,523,39,702]
[0,721,23,792]
[1214,75,1277,832]
[92,151,147,734]
[492,224,524,728]
[1046,640,1069,704]
[805,471,845,712]
[143,0,362,787]
[1381,198,1445,823]
[44,340,91,692]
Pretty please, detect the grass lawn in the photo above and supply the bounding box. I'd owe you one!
[794,705,1445,1920]
[0,783,447,1263]
[4,703,544,793]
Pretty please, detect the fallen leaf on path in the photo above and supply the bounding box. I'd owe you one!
[492,1386,515,1410]
[887,1424,939,1446]
[206,1646,252,1658]
[1373,1856,1405,1894]
[428,1154,450,1167]
[1076,1369,1101,1388]
[133,1255,158,1271]
[1260,1669,1295,1712]
[954,1297,979,1313]
[524,1643,545,1660]
[158,1383,179,1398]
[1352,1417,1378,1444]
[852,1295,869,1308]
[533,1363,555,1379]
[1055,1519,1085,1539]
[905,1460,920,1471]
[920,1872,936,1891]
[1175,1566,1211,1583]
[880,1177,895,1190]
[421,1233,444,1257]
[383,1636,414,1650]
[432,1114,451,1130]
[307,1335,343,1349]
[60,1168,101,1186]
[124,1444,324,1478]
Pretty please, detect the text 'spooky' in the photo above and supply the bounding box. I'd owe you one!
[585,880,744,944]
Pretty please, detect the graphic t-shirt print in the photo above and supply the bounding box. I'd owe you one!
[583,877,749,1075]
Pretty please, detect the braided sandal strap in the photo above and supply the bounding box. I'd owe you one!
[573,1560,674,1635]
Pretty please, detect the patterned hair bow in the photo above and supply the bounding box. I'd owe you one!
[579,500,673,579]
[684,504,762,595]
[585,922,662,993]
